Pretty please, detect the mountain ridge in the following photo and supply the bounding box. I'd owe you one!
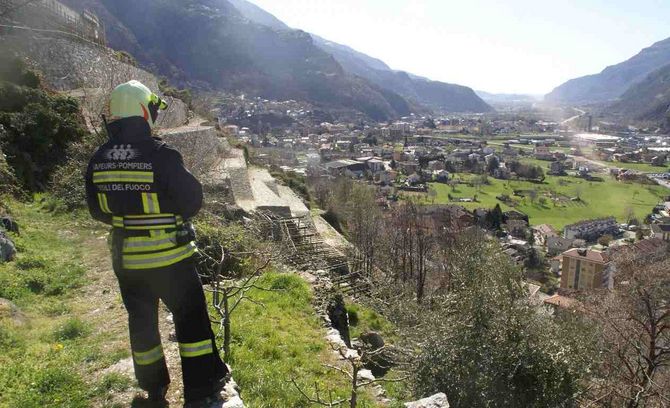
[545,37,670,104]
[608,62,670,123]
[60,0,413,121]
[227,0,492,114]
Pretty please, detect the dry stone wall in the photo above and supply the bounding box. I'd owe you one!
[0,32,188,128]
[160,126,227,178]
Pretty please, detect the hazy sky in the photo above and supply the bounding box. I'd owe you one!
[247,0,670,95]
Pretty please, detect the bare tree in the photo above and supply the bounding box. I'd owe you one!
[623,206,636,225]
[344,184,383,278]
[583,252,670,407]
[291,344,409,408]
[200,247,274,361]
[447,178,458,192]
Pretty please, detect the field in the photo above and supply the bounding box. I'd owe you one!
[424,174,668,230]
[486,141,669,173]
[591,160,669,173]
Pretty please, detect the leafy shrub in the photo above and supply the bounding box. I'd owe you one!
[194,213,260,278]
[0,62,88,191]
[39,301,71,317]
[322,208,344,233]
[49,131,106,210]
[53,318,90,341]
[0,57,40,89]
[158,77,192,107]
[0,146,18,195]
[0,324,22,350]
[269,274,304,291]
[346,304,359,326]
[113,50,137,67]
[270,167,311,204]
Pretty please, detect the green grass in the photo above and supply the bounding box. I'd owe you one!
[346,303,410,407]
[346,303,396,342]
[487,140,669,173]
[0,199,130,407]
[224,273,376,407]
[424,174,667,230]
[591,160,669,173]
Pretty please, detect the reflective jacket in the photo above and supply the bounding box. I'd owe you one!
[85,117,202,270]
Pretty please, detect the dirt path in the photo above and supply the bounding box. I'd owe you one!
[77,228,242,407]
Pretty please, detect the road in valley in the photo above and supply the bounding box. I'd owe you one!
[561,108,586,126]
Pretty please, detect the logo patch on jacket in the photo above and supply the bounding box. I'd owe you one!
[105,145,141,161]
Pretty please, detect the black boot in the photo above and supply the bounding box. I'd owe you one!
[148,385,169,403]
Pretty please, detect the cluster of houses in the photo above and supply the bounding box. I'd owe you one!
[540,214,670,292]
[222,111,670,312]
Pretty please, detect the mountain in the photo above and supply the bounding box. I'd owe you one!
[476,91,541,104]
[61,0,411,121]
[227,0,288,31]
[227,0,492,114]
[546,37,670,104]
[608,63,670,122]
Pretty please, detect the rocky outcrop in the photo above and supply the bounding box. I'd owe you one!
[360,331,393,377]
[0,298,27,326]
[0,230,16,263]
[405,393,450,408]
[0,217,19,234]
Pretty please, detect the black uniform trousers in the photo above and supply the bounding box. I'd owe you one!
[112,249,227,402]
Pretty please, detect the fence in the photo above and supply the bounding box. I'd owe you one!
[0,0,106,45]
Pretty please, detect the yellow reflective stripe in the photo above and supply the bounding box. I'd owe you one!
[112,216,124,228]
[97,193,112,214]
[122,242,197,270]
[179,339,213,358]
[124,213,176,219]
[141,193,161,214]
[133,345,164,366]
[112,214,178,230]
[122,224,177,231]
[92,171,154,184]
[123,233,177,254]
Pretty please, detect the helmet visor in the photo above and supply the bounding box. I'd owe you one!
[148,93,168,124]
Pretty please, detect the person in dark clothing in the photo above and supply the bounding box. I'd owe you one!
[85,80,228,405]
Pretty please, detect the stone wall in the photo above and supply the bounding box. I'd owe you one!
[0,32,188,129]
[160,126,226,178]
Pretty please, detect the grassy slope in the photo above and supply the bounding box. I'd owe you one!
[0,199,383,407]
[426,175,667,230]
[228,273,376,407]
[0,200,131,408]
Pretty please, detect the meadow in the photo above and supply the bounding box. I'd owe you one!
[425,174,667,230]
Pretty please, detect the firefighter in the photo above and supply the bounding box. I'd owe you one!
[85,80,228,405]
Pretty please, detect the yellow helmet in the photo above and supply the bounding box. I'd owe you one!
[109,80,168,128]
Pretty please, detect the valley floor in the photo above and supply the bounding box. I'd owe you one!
[423,174,666,230]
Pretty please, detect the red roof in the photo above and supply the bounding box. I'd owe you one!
[544,294,579,309]
[562,248,609,264]
[608,238,668,259]
[533,224,558,237]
